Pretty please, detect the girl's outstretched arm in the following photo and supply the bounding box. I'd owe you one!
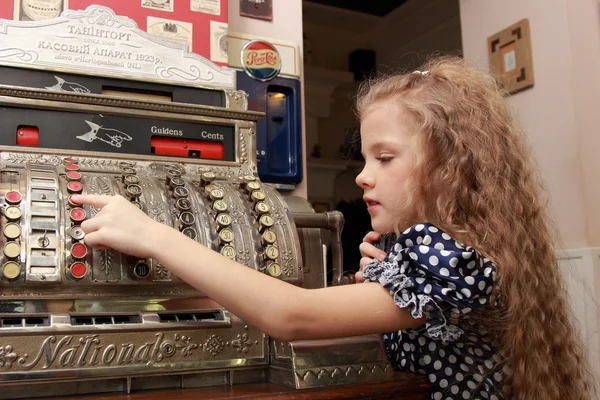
[74,194,424,342]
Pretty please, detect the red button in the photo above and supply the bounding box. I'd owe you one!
[68,195,81,207]
[64,157,78,164]
[67,181,83,194]
[5,191,21,205]
[70,262,87,279]
[65,164,80,172]
[70,207,86,223]
[71,243,87,259]
[66,171,82,181]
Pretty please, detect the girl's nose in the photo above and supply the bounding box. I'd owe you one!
[355,166,374,189]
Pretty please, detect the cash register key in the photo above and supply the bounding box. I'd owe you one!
[220,245,236,260]
[181,227,197,240]
[264,245,279,261]
[204,184,218,193]
[66,171,82,182]
[209,188,225,201]
[201,172,216,186]
[69,262,88,280]
[245,181,261,192]
[242,175,256,182]
[213,200,228,213]
[121,167,137,179]
[68,195,81,208]
[250,191,266,203]
[3,223,21,240]
[218,228,234,244]
[126,184,143,200]
[64,157,79,164]
[258,214,274,232]
[261,230,277,245]
[2,261,21,281]
[70,208,86,224]
[67,181,84,194]
[65,163,80,173]
[173,186,189,199]
[70,226,85,241]
[70,243,88,260]
[3,242,21,259]
[215,213,232,229]
[4,206,22,221]
[169,177,185,190]
[131,201,143,210]
[124,174,140,185]
[5,191,22,205]
[254,201,270,215]
[179,211,196,227]
[175,198,192,212]
[267,262,282,277]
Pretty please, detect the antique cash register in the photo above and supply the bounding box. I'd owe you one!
[0,6,395,398]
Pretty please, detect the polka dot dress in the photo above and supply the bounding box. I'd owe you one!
[362,223,506,400]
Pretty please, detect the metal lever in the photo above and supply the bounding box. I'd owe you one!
[292,211,350,286]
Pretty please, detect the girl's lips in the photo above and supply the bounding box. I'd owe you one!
[367,202,380,213]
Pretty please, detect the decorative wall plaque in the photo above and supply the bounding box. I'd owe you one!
[0,5,235,89]
[487,18,534,94]
[239,0,272,21]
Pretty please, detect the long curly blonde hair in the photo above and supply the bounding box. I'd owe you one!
[356,56,595,399]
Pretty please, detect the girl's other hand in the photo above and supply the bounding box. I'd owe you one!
[355,231,387,283]
[72,194,165,259]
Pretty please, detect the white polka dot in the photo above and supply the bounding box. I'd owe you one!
[467,260,476,269]
[429,342,437,351]
[429,226,439,232]
[484,267,493,276]
[403,343,411,351]
[440,268,450,276]
[442,233,451,240]
[423,235,432,245]
[410,252,418,260]
[415,224,425,231]
[405,239,414,247]
[467,380,477,389]
[465,356,474,365]
[481,391,490,399]
[423,355,432,364]
[461,288,472,297]
[475,348,484,357]
[419,245,429,254]
[494,372,502,382]
[439,349,445,357]
[428,374,437,383]
[418,337,426,346]
[451,385,460,395]
[415,277,426,284]
[485,360,494,369]
[462,391,471,399]
[490,395,499,400]
[460,363,469,372]
[474,373,483,382]
[448,355,457,363]
[487,286,493,294]
[463,251,472,259]
[456,372,464,381]
[416,236,423,245]
[434,242,444,250]
[433,392,442,400]
[465,276,475,285]
[444,367,452,376]
[433,360,442,370]
[429,255,439,266]
[439,379,448,388]
[441,288,452,295]
[478,280,486,291]
[400,359,406,367]
[424,283,432,294]
[449,257,459,267]
[455,241,462,248]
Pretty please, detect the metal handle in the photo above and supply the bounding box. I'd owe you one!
[292,211,349,286]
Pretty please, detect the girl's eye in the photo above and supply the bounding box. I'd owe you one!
[376,157,393,163]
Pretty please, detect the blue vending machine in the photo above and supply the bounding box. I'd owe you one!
[236,40,303,186]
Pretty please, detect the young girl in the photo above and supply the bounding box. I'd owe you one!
[72,56,594,400]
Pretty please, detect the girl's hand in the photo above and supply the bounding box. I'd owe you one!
[355,231,387,283]
[72,194,166,259]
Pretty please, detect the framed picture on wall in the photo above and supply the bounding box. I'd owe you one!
[487,18,534,94]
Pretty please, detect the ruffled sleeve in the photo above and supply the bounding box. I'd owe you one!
[362,223,496,343]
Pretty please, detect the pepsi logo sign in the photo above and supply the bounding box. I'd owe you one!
[240,40,281,81]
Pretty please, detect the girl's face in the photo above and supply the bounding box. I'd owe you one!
[355,100,417,233]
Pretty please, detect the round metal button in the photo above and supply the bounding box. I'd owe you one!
[69,262,87,279]
[216,213,232,228]
[262,230,277,245]
[2,261,21,280]
[250,191,266,203]
[213,200,228,212]
[182,227,197,240]
[4,206,22,221]
[66,171,82,181]
[70,226,85,241]
[173,186,189,199]
[220,245,236,260]
[124,174,140,185]
[68,195,81,208]
[176,198,192,212]
[179,211,196,226]
[264,246,279,260]
[126,184,143,200]
[255,201,270,215]
[201,172,216,183]
[5,191,22,205]
[246,181,261,192]
[242,175,256,182]
[71,243,88,260]
[70,207,86,224]
[169,177,185,188]
[218,228,234,244]
[121,167,137,176]
[65,164,80,172]
[268,262,282,277]
[3,242,20,259]
[259,214,274,231]
[67,181,83,194]
[3,223,21,240]
[209,189,225,201]
[64,157,78,164]
[204,184,218,193]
